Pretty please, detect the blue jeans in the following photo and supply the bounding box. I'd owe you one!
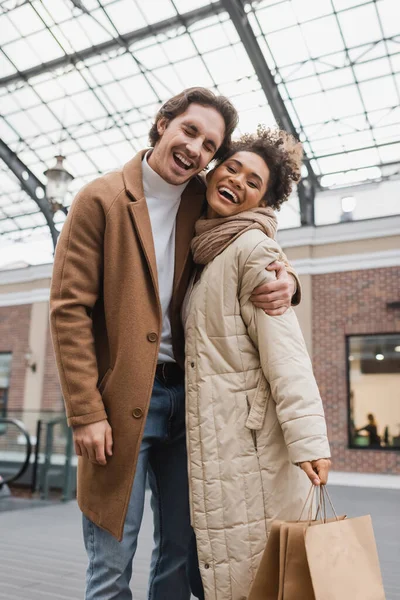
[83,376,194,600]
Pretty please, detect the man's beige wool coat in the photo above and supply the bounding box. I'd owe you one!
[50,151,205,540]
[184,230,331,600]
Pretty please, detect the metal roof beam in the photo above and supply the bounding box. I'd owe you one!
[220,0,316,225]
[0,138,59,248]
[0,3,224,88]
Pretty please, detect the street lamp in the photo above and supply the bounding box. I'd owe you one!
[44,155,74,214]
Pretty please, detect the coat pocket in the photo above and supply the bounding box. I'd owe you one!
[98,367,112,395]
[245,372,270,431]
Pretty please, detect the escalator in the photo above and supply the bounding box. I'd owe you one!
[0,418,36,511]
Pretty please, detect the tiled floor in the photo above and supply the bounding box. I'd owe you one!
[1,485,399,599]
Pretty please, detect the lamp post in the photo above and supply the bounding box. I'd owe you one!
[44,155,74,216]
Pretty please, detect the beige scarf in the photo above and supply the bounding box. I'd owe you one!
[191,206,278,265]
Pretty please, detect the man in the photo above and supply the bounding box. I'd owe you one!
[50,87,300,599]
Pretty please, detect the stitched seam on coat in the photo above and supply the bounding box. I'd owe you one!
[104,187,125,218]
[195,277,218,595]
[234,299,260,580]
[210,375,233,598]
[280,414,325,426]
[240,238,281,294]
[286,434,327,447]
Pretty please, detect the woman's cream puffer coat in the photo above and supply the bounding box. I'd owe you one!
[184,230,331,600]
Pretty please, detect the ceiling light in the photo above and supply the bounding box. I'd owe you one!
[395,346,400,353]
[44,155,74,213]
[375,353,384,361]
[341,196,356,213]
[349,355,354,361]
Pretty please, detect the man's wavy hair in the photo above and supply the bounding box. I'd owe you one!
[148,87,239,160]
[215,125,303,210]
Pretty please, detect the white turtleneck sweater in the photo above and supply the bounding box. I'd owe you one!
[142,152,189,363]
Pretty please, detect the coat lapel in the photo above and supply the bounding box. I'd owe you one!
[123,151,159,295]
[123,151,206,302]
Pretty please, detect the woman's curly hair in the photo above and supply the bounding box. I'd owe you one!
[215,125,303,210]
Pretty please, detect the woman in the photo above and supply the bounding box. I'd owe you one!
[357,413,381,447]
[183,127,331,600]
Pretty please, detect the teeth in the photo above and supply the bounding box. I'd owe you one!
[219,186,238,204]
[175,152,192,168]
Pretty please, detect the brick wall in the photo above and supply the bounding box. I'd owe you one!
[313,266,400,474]
[41,323,63,412]
[0,304,31,412]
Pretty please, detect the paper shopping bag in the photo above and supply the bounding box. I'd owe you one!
[248,516,345,600]
[305,514,386,600]
[248,486,385,600]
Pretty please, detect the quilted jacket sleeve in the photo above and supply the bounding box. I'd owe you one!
[50,182,108,428]
[238,234,331,465]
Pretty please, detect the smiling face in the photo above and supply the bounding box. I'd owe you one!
[147,103,226,185]
[206,151,270,218]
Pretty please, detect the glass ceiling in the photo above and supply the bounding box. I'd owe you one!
[0,0,399,256]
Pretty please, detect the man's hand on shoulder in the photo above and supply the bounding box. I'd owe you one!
[73,419,113,466]
[250,261,296,316]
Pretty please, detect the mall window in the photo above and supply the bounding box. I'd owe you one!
[0,353,12,420]
[348,334,400,450]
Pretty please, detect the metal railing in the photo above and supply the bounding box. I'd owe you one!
[0,409,75,501]
[38,416,74,501]
[0,418,32,487]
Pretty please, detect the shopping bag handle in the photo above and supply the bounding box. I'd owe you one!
[298,484,339,524]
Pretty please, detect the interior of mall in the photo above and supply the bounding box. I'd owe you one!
[0,0,399,500]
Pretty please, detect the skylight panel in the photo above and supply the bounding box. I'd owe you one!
[332,0,370,10]
[161,34,198,63]
[27,29,66,63]
[326,86,365,119]
[2,40,37,71]
[186,23,225,54]
[0,14,20,45]
[38,0,73,24]
[285,76,322,99]
[301,16,345,56]
[319,66,354,90]
[203,44,254,84]
[378,142,400,163]
[292,92,331,126]
[360,75,398,111]
[338,3,382,46]
[136,0,177,24]
[267,27,309,66]
[377,0,400,37]
[291,0,333,21]
[173,0,218,11]
[174,56,213,88]
[374,123,400,144]
[85,147,121,172]
[255,2,297,33]
[52,17,95,53]
[7,2,45,37]
[104,0,147,35]
[354,57,392,82]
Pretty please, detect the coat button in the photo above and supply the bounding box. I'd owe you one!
[147,332,158,343]
[132,408,143,419]
[191,361,195,368]
[204,563,210,570]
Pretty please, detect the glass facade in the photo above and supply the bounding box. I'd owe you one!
[348,334,400,450]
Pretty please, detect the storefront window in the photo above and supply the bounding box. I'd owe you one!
[0,353,12,419]
[348,334,400,450]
